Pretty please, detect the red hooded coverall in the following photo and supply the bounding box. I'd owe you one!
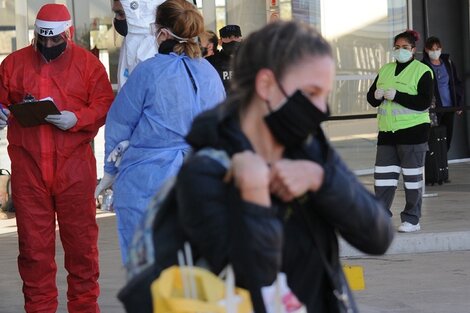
[0,41,114,312]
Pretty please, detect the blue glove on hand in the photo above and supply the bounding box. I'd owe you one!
[0,107,10,130]
[45,110,77,130]
[107,140,130,167]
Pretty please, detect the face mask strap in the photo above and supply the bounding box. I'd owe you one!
[264,99,274,113]
[159,28,189,43]
[274,76,289,98]
[265,75,295,114]
[262,74,288,115]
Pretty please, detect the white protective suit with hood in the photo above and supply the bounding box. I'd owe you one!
[118,0,164,89]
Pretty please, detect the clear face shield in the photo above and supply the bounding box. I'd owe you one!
[35,32,67,47]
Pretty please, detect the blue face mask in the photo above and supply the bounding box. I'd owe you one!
[393,48,413,63]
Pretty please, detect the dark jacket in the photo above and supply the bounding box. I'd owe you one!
[176,104,394,312]
[422,53,464,114]
[206,50,232,91]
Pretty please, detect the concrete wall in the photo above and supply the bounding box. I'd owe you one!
[226,0,266,37]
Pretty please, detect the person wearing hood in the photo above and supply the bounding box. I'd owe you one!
[422,36,464,151]
[367,30,433,233]
[175,21,393,312]
[95,0,225,265]
[206,24,242,91]
[0,3,114,312]
[112,0,165,89]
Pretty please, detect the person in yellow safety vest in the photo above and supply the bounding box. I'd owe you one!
[367,30,433,233]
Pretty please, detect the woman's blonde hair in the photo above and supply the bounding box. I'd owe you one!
[156,0,204,58]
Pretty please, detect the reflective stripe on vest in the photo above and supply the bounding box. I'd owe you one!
[376,60,432,132]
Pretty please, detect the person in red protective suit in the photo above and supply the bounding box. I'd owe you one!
[0,4,114,313]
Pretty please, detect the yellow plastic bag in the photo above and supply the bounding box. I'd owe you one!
[151,265,252,313]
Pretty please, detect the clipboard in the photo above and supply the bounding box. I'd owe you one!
[8,99,61,127]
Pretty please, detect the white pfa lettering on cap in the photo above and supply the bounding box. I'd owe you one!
[35,19,72,36]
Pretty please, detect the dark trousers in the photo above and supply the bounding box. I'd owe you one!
[374,143,428,225]
[438,112,454,151]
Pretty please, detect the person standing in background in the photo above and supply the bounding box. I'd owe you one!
[367,30,433,233]
[95,0,225,265]
[422,36,464,151]
[112,0,165,89]
[0,4,114,312]
[199,30,219,58]
[206,24,242,91]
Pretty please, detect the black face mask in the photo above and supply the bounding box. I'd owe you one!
[201,47,208,57]
[36,41,67,62]
[114,18,128,37]
[221,41,240,56]
[264,88,330,148]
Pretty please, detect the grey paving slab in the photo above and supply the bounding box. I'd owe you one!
[344,251,470,313]
[341,161,470,257]
[0,214,126,313]
[0,142,468,312]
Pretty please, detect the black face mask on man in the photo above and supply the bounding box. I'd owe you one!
[264,86,330,148]
[221,41,240,56]
[201,46,208,57]
[36,41,67,62]
[113,18,128,37]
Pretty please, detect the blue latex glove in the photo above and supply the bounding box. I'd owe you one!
[0,107,10,130]
[45,110,77,130]
[107,140,130,167]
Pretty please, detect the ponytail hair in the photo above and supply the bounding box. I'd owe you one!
[394,29,420,47]
[156,0,204,58]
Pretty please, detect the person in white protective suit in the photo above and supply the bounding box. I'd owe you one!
[113,0,165,89]
[96,0,225,265]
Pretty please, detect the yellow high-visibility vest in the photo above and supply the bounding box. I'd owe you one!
[376,59,432,132]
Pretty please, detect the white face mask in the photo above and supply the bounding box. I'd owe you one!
[428,49,442,60]
[393,48,413,63]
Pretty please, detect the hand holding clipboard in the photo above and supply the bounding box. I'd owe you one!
[44,111,77,130]
[9,97,61,127]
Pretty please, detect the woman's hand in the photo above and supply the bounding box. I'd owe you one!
[231,151,271,206]
[269,159,324,202]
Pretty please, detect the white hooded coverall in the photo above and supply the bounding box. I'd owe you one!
[117,0,165,89]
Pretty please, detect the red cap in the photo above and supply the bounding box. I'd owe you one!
[35,4,72,37]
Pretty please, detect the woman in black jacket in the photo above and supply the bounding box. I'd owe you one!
[422,36,464,151]
[176,21,394,313]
